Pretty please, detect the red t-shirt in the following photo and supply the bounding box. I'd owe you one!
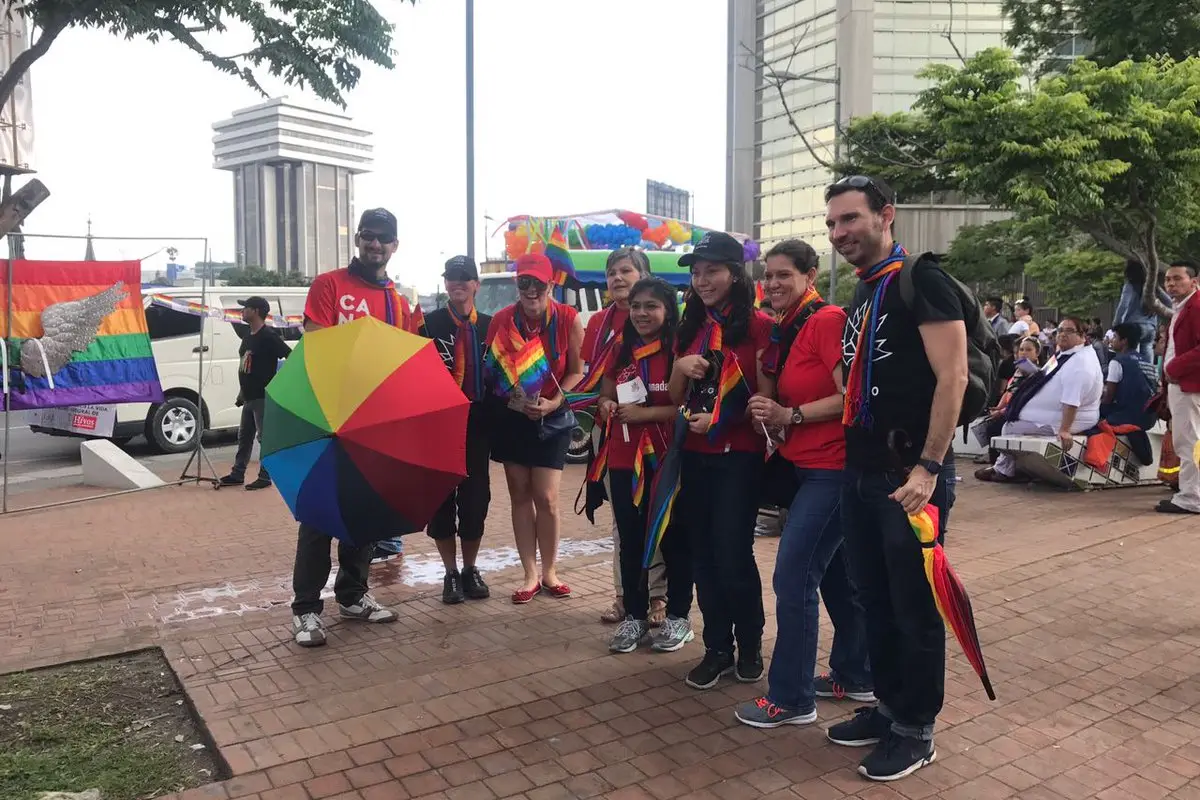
[304,268,423,333]
[486,301,579,398]
[776,304,847,469]
[582,305,629,368]
[605,347,673,470]
[681,310,774,454]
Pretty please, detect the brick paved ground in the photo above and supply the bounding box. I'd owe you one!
[3,460,1200,800]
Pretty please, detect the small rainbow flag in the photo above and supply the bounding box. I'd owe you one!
[587,416,611,484]
[755,281,765,306]
[631,429,658,506]
[510,337,551,397]
[707,351,749,441]
[565,390,601,411]
[545,226,577,286]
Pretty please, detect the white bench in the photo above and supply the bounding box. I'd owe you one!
[990,422,1166,490]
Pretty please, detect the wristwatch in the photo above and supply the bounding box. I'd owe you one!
[790,407,805,425]
[916,458,942,475]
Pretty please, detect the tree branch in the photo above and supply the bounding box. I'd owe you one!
[941,0,968,65]
[741,38,836,171]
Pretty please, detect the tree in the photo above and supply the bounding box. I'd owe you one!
[1024,247,1125,316]
[0,0,412,112]
[839,48,1200,316]
[220,265,309,286]
[1002,0,1200,72]
[942,218,1036,287]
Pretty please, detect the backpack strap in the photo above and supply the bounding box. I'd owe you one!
[896,252,937,310]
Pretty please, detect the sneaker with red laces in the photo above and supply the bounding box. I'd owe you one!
[734,696,817,728]
[815,673,876,702]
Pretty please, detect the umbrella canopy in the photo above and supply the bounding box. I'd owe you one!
[642,409,691,568]
[262,316,470,545]
[908,505,996,700]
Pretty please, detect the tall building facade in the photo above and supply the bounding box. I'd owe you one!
[727,0,1008,261]
[213,99,373,278]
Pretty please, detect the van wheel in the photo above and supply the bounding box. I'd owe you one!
[565,410,594,465]
[146,397,201,454]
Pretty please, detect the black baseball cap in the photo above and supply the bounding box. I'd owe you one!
[358,208,398,238]
[678,231,745,267]
[238,296,271,315]
[443,255,479,281]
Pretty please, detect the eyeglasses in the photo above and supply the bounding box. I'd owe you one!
[1057,328,1080,335]
[517,276,547,292]
[358,230,396,244]
[825,175,893,208]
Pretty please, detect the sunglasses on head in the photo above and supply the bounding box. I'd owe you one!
[517,276,547,292]
[825,175,892,207]
[358,230,396,244]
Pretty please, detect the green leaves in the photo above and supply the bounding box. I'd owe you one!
[8,0,411,108]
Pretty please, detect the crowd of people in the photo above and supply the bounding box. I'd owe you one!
[222,177,1200,786]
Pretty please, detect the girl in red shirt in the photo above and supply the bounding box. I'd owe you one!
[667,231,774,691]
[597,278,695,654]
[486,254,585,604]
[734,239,873,729]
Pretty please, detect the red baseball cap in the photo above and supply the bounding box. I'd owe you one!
[515,253,553,285]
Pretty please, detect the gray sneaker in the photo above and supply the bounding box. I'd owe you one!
[609,616,649,653]
[735,696,818,728]
[339,594,398,623]
[293,613,327,647]
[651,615,695,652]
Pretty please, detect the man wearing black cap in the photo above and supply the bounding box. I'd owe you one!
[418,255,493,604]
[220,296,291,490]
[289,208,421,647]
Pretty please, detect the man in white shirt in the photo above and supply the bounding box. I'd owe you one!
[979,317,1105,482]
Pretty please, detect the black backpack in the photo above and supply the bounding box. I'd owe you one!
[896,252,1001,428]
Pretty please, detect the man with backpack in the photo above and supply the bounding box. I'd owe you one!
[822,175,990,782]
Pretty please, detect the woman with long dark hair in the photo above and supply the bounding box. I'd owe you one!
[1114,259,1170,362]
[668,232,774,690]
[597,277,695,653]
[731,239,872,728]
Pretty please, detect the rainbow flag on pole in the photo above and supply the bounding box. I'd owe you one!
[545,226,577,286]
[631,429,658,506]
[707,351,749,441]
[0,260,162,410]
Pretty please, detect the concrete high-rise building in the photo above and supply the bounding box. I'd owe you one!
[727,0,1010,268]
[212,98,373,278]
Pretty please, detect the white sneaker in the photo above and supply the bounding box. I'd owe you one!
[293,613,327,647]
[339,594,398,623]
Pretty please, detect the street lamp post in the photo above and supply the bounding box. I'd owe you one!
[465,0,476,261]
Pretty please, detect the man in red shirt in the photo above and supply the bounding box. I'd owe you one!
[290,208,419,647]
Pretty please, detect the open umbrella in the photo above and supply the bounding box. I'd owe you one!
[261,316,470,546]
[642,409,691,568]
[908,504,996,700]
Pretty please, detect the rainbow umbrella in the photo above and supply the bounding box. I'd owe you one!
[261,316,470,546]
[642,409,691,567]
[908,505,996,700]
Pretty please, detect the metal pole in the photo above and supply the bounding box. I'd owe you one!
[465,0,476,260]
[2,219,10,514]
[829,66,842,301]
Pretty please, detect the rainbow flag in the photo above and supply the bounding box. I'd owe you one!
[587,416,611,484]
[707,351,749,441]
[545,226,577,286]
[631,429,658,506]
[0,261,162,410]
[565,390,600,411]
[486,332,550,398]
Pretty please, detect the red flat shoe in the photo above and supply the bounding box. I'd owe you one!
[540,581,571,598]
[511,586,540,604]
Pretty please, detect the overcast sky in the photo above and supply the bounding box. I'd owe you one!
[14,0,727,293]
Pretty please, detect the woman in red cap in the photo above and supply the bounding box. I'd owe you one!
[486,253,585,603]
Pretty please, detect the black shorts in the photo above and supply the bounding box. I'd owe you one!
[489,408,571,470]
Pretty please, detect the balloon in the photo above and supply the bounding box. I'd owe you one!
[504,230,528,258]
[667,220,690,244]
[743,240,761,262]
[529,240,545,256]
[691,227,707,245]
[643,224,670,247]
[618,210,649,231]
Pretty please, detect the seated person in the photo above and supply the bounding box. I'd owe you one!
[1101,322,1158,429]
[977,317,1104,483]
[974,336,1043,463]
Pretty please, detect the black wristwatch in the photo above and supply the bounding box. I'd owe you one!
[916,458,942,475]
[790,407,805,425]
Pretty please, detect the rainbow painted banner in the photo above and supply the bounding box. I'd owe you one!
[0,260,163,410]
[147,293,304,329]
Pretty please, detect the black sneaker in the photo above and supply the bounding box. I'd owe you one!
[442,570,465,605]
[815,672,876,702]
[245,477,272,491]
[685,650,734,690]
[826,706,891,748]
[859,732,936,781]
[462,566,490,600]
[736,646,764,683]
[218,474,244,487]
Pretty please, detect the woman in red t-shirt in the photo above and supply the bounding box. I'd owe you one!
[596,278,695,655]
[667,231,774,691]
[733,239,872,729]
[485,254,585,604]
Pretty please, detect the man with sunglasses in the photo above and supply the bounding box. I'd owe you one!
[824,175,966,781]
[288,208,423,648]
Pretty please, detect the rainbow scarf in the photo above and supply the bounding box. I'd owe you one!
[762,287,822,376]
[843,243,908,429]
[487,306,555,397]
[449,302,483,401]
[631,428,658,506]
[575,304,625,395]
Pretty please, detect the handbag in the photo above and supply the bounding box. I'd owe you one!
[538,405,577,440]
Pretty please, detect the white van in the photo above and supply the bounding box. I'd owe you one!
[31,286,308,453]
[475,273,605,326]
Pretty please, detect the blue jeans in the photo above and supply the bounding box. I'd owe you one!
[841,462,955,739]
[766,468,870,712]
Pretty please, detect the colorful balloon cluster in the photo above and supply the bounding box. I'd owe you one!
[584,224,643,250]
[503,215,761,262]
